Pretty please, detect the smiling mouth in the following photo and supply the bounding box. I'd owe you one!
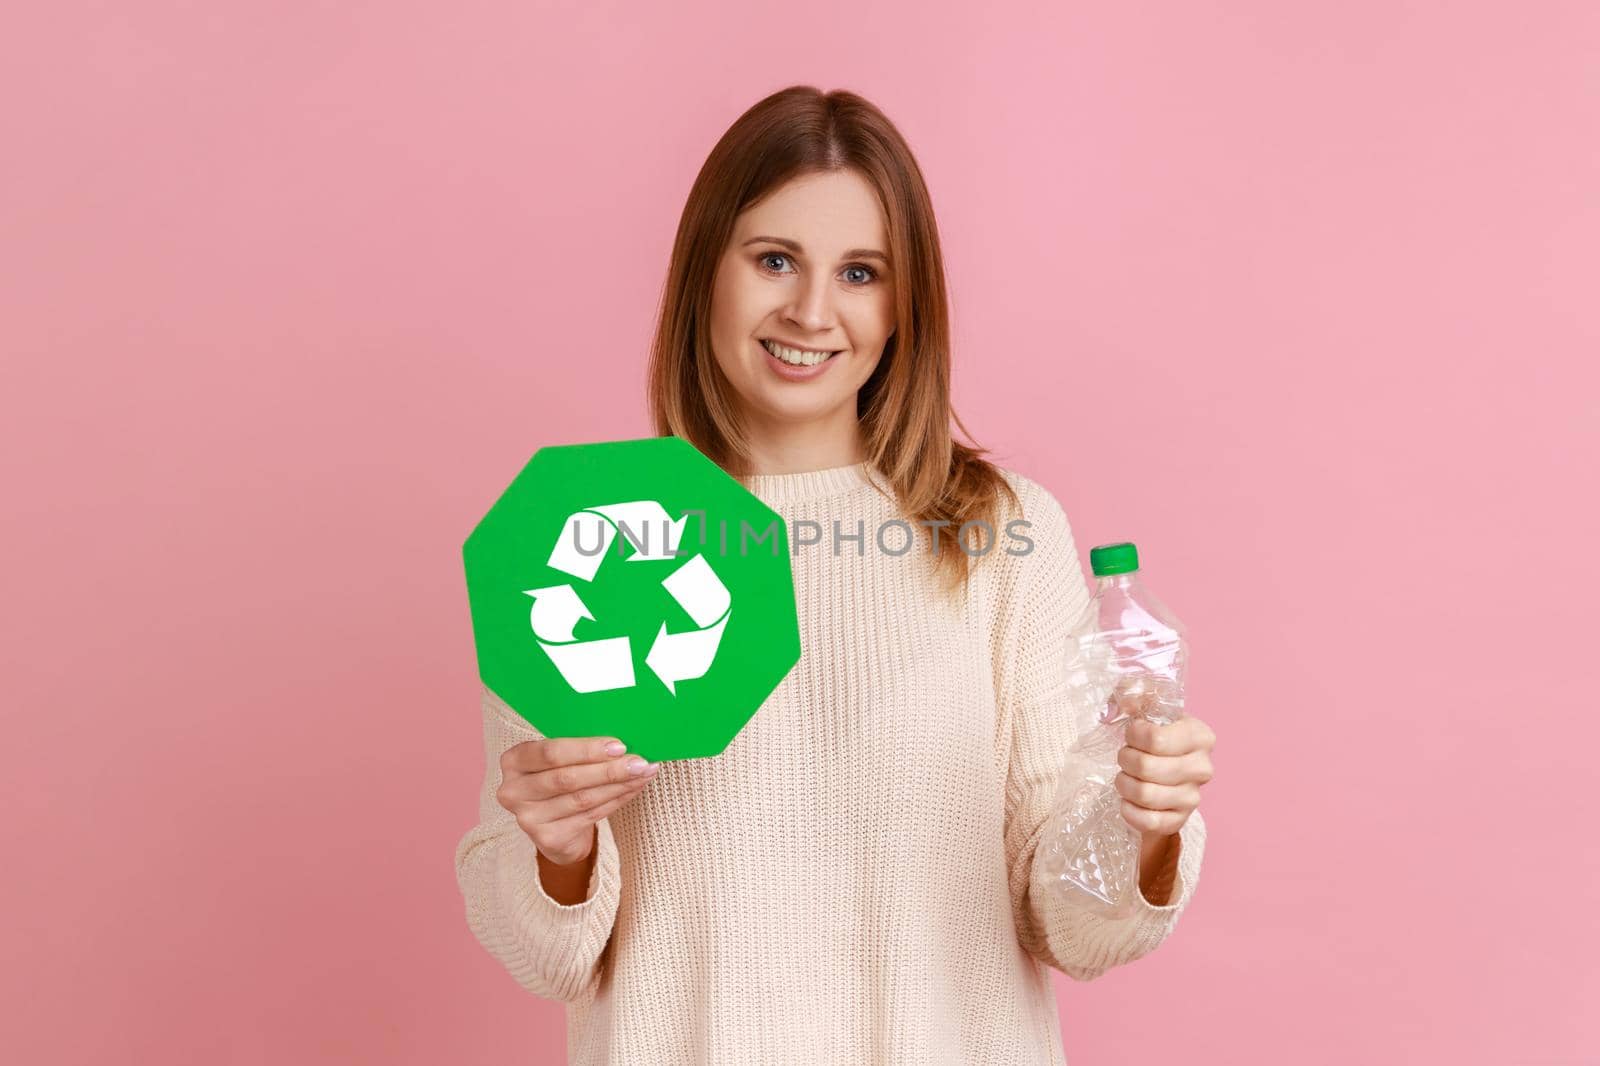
[761,338,841,367]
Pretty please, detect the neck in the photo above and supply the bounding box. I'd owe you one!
[739,406,867,475]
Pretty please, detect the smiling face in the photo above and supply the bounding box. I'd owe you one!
[707,169,898,453]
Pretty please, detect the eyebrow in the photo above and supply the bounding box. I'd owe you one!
[742,235,890,266]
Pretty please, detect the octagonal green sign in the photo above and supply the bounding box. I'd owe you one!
[463,436,802,762]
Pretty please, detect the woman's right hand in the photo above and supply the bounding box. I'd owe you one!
[496,736,660,866]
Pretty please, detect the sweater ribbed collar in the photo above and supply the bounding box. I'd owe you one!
[734,461,893,504]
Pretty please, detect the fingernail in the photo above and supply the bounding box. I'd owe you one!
[605,741,626,756]
[628,758,655,775]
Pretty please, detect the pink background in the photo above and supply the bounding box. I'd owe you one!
[4,3,1596,1063]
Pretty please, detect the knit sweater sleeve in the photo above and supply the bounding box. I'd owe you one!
[452,683,623,1004]
[996,475,1206,982]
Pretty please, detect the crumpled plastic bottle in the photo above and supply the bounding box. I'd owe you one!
[1037,541,1189,918]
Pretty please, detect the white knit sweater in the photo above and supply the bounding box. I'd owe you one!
[454,461,1206,1065]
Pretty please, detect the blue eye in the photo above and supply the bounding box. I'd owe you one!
[757,253,879,285]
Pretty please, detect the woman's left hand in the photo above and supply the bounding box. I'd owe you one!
[1114,714,1216,838]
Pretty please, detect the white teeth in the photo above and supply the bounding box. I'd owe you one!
[762,339,837,367]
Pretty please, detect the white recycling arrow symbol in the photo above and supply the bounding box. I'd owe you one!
[524,500,729,695]
[646,553,731,695]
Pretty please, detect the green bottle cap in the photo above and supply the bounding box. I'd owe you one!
[1090,541,1139,576]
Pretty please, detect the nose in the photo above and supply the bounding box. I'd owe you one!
[783,271,838,335]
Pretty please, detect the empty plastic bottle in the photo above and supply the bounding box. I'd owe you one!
[1037,541,1189,918]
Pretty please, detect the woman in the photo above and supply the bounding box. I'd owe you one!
[455,85,1218,1065]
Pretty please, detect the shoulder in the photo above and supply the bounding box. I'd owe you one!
[992,466,1071,541]
[984,467,1095,637]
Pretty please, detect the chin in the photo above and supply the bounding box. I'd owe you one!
[751,389,852,424]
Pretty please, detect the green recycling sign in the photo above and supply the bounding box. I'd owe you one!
[463,436,802,762]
